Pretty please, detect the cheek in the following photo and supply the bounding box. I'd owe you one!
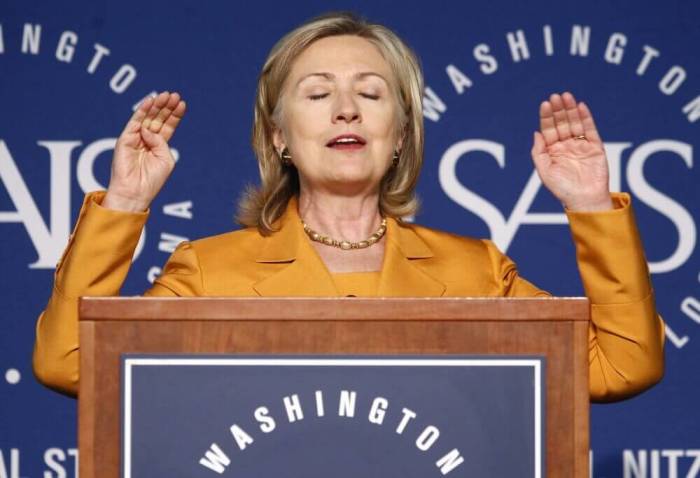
[370,124,399,153]
[367,103,400,139]
[286,106,328,143]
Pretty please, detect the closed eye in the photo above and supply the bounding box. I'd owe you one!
[308,93,379,101]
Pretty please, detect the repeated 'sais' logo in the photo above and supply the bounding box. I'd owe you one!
[424,23,699,350]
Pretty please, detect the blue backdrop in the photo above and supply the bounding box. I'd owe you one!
[1,1,698,476]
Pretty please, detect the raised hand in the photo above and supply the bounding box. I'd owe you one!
[103,91,187,212]
[531,92,613,212]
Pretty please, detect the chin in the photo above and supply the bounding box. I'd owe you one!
[326,172,380,194]
[328,160,369,176]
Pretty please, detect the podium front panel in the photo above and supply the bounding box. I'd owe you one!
[121,355,546,477]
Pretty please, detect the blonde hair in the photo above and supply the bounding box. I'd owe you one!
[237,11,425,234]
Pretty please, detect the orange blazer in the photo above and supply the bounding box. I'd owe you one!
[33,191,665,400]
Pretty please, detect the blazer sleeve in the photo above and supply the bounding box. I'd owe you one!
[32,191,203,397]
[485,192,665,403]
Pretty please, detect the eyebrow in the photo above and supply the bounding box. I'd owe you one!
[295,71,388,88]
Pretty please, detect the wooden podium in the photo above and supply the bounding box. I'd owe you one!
[78,297,590,477]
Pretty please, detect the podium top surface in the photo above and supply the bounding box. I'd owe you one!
[79,297,589,321]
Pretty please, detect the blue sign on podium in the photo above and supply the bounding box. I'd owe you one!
[121,356,545,477]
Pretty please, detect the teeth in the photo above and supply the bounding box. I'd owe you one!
[335,138,359,144]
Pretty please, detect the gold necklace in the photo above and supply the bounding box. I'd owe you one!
[302,218,387,250]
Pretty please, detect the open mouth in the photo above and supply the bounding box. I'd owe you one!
[326,134,367,150]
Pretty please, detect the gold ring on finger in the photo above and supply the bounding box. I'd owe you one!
[573,135,587,140]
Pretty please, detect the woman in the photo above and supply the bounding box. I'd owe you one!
[33,12,664,400]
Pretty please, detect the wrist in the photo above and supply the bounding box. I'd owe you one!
[102,191,150,213]
[564,195,614,212]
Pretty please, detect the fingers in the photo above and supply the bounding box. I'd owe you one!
[142,92,186,142]
[160,99,187,142]
[119,91,186,150]
[142,91,172,130]
[150,92,181,133]
[562,92,585,138]
[550,93,572,140]
[539,92,601,145]
[578,101,603,144]
[120,96,154,137]
[539,101,559,146]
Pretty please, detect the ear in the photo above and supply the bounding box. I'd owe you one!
[396,128,406,153]
[272,125,285,154]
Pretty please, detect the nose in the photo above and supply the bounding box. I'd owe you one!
[332,91,361,124]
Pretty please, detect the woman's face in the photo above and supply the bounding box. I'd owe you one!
[274,35,402,197]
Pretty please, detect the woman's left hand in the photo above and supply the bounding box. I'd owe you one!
[531,92,613,212]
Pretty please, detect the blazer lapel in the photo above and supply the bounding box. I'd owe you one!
[252,197,338,297]
[377,218,446,297]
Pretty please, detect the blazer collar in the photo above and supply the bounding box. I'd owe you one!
[252,196,445,297]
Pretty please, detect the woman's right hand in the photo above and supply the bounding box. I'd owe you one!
[103,91,187,212]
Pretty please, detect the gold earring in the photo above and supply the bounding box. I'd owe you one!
[279,147,292,166]
[392,149,400,167]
